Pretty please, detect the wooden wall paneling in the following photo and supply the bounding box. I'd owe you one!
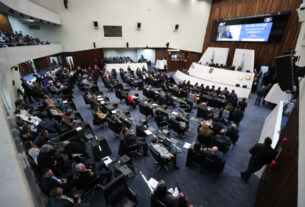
[255,100,299,207]
[18,62,33,76]
[155,48,167,62]
[202,0,301,68]
[0,12,12,32]
[33,56,51,72]
[72,48,104,68]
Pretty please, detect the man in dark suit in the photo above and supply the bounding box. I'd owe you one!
[41,168,73,195]
[241,137,277,182]
[222,28,233,39]
[49,187,85,207]
[21,78,36,102]
[226,124,239,145]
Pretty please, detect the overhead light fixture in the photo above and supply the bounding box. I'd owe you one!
[26,19,35,22]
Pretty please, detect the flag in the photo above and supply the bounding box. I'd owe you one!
[211,50,215,63]
[240,54,245,71]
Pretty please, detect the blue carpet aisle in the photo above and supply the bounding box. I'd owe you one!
[71,75,272,207]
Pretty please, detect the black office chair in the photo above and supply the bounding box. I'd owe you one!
[211,136,231,154]
[92,112,107,128]
[139,103,153,119]
[115,89,125,103]
[168,118,186,137]
[102,174,139,207]
[118,137,142,158]
[197,107,211,120]
[148,144,170,171]
[185,148,204,168]
[202,156,225,174]
[197,134,212,147]
[107,118,122,139]
[154,115,167,129]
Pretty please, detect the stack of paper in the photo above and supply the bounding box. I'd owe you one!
[183,142,191,149]
[148,178,159,190]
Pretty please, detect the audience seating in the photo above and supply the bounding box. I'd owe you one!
[148,144,170,171]
[102,174,139,207]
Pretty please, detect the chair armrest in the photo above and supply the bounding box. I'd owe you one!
[127,187,137,200]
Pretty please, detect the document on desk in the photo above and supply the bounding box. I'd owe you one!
[100,101,105,104]
[97,95,102,98]
[63,100,68,104]
[145,130,152,135]
[102,156,112,166]
[111,110,116,114]
[76,127,82,131]
[183,142,191,149]
[168,138,179,145]
[172,111,178,115]
[148,178,159,190]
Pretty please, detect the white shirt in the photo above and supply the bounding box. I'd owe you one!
[28,147,40,164]
[151,143,173,159]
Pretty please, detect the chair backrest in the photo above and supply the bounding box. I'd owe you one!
[104,174,128,204]
[139,104,151,116]
[148,144,165,166]
[107,118,122,133]
[151,194,167,207]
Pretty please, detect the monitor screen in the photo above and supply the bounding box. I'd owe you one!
[216,22,273,42]
[210,11,290,43]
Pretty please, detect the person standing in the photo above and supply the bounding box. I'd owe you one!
[241,137,277,182]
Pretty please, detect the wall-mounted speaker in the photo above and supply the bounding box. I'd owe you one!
[64,0,68,9]
[93,42,96,48]
[235,84,240,87]
[175,24,179,30]
[126,42,129,48]
[137,22,141,30]
[166,42,169,48]
[93,21,99,29]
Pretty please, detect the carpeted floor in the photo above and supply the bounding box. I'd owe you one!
[71,74,272,207]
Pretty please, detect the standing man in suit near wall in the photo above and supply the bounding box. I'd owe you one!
[241,137,277,182]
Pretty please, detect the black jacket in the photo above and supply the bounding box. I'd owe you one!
[249,143,277,167]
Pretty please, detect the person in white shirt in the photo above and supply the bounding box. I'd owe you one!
[151,137,179,169]
[24,141,40,164]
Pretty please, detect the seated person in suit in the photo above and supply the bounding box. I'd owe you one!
[198,102,210,119]
[238,98,248,112]
[226,124,239,145]
[211,118,223,135]
[152,180,179,206]
[152,180,193,207]
[190,141,202,154]
[59,117,76,132]
[151,137,179,169]
[41,168,73,195]
[202,146,225,166]
[229,106,243,125]
[213,129,231,148]
[84,91,92,104]
[37,144,65,176]
[110,114,123,128]
[49,187,84,207]
[75,162,112,185]
[122,127,148,155]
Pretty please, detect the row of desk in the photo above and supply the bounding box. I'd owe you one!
[174,70,251,98]
[105,63,148,73]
